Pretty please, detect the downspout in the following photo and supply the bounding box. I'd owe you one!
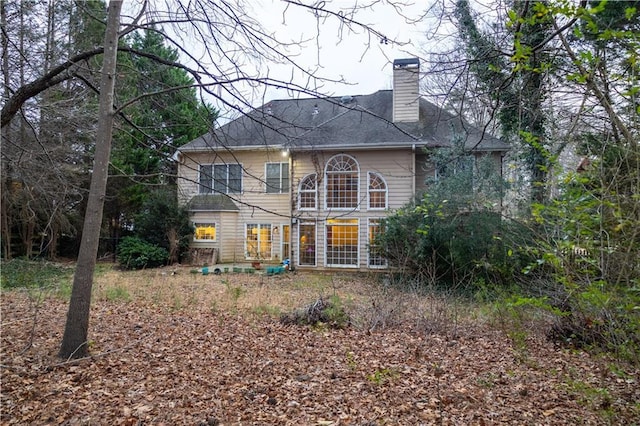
[412,143,416,198]
[289,148,295,271]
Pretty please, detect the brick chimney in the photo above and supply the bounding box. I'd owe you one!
[392,58,420,123]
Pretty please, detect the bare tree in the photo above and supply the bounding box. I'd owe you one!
[2,0,424,358]
[58,0,123,359]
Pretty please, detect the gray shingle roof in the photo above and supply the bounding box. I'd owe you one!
[187,195,239,212]
[180,90,509,153]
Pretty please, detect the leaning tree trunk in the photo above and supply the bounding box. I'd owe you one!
[59,1,122,360]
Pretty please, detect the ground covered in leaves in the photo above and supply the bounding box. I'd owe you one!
[1,266,639,425]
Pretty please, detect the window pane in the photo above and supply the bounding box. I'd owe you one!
[245,223,272,259]
[199,165,212,194]
[194,223,216,240]
[368,219,386,267]
[266,163,289,194]
[213,164,227,193]
[299,174,317,209]
[281,163,289,192]
[326,155,358,209]
[369,192,386,209]
[299,223,316,266]
[369,173,387,209]
[266,163,280,193]
[326,219,358,266]
[246,224,258,258]
[228,164,242,193]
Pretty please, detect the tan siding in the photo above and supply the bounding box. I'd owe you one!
[392,69,419,122]
[179,147,503,270]
[290,149,415,269]
[179,149,292,263]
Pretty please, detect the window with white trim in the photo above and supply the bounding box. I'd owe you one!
[199,164,242,194]
[325,154,359,210]
[299,222,316,266]
[368,218,387,268]
[194,223,216,241]
[368,172,387,210]
[326,218,359,267]
[298,174,317,210]
[245,224,272,260]
[266,162,289,193]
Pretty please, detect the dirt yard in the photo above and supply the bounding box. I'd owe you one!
[1,265,638,425]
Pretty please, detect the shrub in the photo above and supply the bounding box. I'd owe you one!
[116,236,168,270]
[133,188,193,264]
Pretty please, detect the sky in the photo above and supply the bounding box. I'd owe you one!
[249,0,431,98]
[123,0,449,119]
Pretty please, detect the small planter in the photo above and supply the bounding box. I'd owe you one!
[251,261,261,270]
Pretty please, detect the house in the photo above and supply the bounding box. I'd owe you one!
[176,58,509,270]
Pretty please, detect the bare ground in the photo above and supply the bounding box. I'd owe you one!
[1,266,638,425]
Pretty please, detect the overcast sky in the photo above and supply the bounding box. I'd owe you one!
[124,1,451,119]
[251,0,431,98]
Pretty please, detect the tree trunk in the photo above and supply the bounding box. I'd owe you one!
[59,1,122,360]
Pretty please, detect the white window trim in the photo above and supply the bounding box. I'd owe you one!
[265,162,289,194]
[325,218,360,269]
[193,222,217,242]
[367,171,388,211]
[324,154,360,211]
[298,173,318,211]
[199,163,243,195]
[298,221,317,267]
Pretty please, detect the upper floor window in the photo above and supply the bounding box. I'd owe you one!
[199,164,242,194]
[325,154,359,210]
[368,172,387,210]
[298,174,317,210]
[266,162,289,194]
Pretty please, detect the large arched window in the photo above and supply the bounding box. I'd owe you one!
[298,174,317,210]
[325,154,359,210]
[368,172,388,210]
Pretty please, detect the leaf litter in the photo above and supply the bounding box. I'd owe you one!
[1,268,638,425]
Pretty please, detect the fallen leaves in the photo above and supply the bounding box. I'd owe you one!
[1,272,639,425]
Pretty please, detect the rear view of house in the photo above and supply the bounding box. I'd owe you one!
[176,58,509,270]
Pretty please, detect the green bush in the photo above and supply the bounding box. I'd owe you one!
[116,236,168,270]
[133,189,193,264]
[378,201,528,291]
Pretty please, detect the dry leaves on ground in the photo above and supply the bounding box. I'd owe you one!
[1,269,638,425]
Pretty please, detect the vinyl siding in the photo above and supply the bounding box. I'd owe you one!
[291,149,414,268]
[179,147,503,269]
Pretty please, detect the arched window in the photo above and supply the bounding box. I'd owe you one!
[325,154,359,210]
[298,174,317,210]
[368,172,387,210]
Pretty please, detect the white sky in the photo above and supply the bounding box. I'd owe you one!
[249,0,430,97]
[123,0,450,118]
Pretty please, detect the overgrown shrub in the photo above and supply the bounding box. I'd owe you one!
[116,236,168,270]
[375,141,524,291]
[516,156,640,363]
[378,201,528,291]
[133,189,193,264]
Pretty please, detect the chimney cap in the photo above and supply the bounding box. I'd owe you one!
[393,58,420,69]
